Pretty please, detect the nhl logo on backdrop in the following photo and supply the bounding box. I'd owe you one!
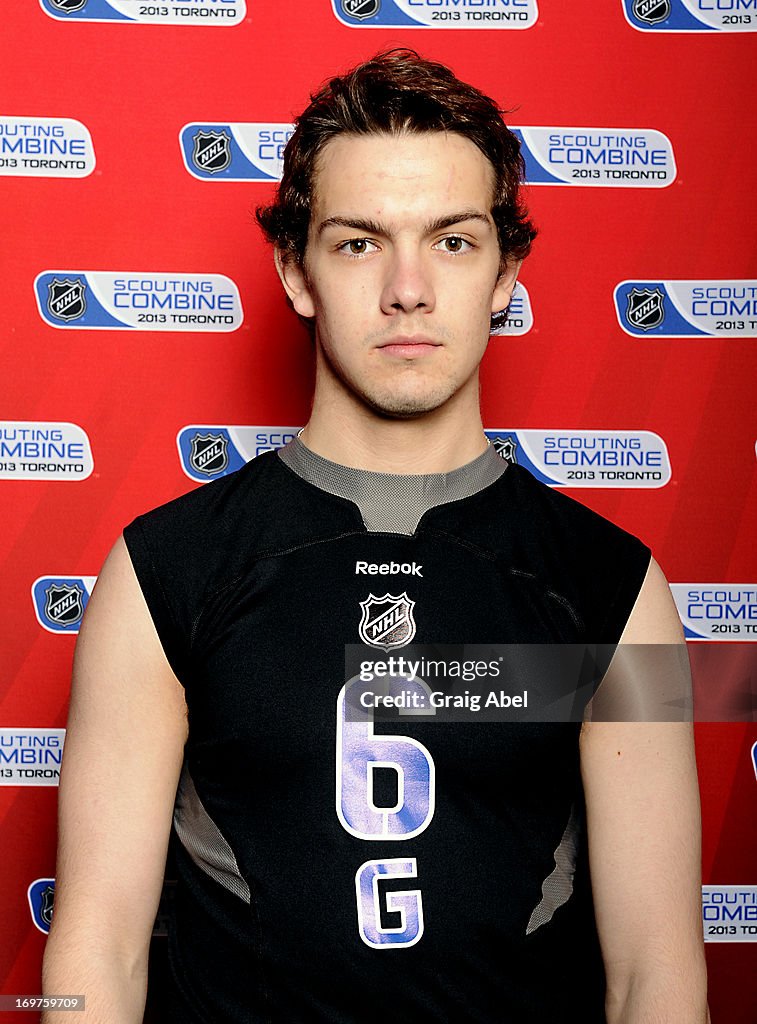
[192,130,232,174]
[341,0,380,19]
[49,0,88,12]
[491,435,518,464]
[490,308,509,333]
[632,0,670,24]
[28,879,57,934]
[44,583,84,626]
[626,287,665,331]
[189,433,229,476]
[39,885,55,928]
[359,593,416,650]
[47,278,87,322]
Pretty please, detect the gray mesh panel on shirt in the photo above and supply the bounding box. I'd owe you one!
[278,437,507,534]
[525,803,580,934]
[173,760,250,904]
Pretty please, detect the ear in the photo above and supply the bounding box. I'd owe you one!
[491,259,522,316]
[274,248,316,319]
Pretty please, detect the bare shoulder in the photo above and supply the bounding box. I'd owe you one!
[578,556,707,1016]
[73,535,188,721]
[47,534,188,963]
[617,555,684,645]
[76,533,147,649]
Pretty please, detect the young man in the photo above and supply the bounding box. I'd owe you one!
[43,51,709,1023]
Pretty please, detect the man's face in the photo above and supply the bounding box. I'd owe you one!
[280,131,518,418]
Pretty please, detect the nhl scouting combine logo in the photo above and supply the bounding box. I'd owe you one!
[192,130,232,174]
[623,0,756,31]
[333,0,538,28]
[45,583,85,627]
[490,281,533,336]
[178,425,300,481]
[189,432,229,476]
[359,593,416,650]
[1,421,94,481]
[41,0,246,24]
[35,270,243,332]
[616,279,757,338]
[702,886,757,941]
[180,122,294,181]
[0,116,95,178]
[1,729,64,785]
[513,126,676,187]
[46,277,87,322]
[485,428,671,487]
[670,585,757,641]
[626,287,665,331]
[632,0,670,23]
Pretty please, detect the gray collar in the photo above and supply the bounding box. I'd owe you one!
[277,436,506,535]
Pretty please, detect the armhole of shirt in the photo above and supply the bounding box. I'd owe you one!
[123,518,189,685]
[596,538,652,643]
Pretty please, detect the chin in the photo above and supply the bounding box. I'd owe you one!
[361,385,456,420]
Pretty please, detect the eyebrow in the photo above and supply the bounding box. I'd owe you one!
[316,210,492,237]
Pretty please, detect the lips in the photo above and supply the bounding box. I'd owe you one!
[376,336,441,357]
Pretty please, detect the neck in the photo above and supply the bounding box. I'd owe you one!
[302,363,488,475]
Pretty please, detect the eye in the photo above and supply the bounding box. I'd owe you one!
[433,235,473,254]
[338,238,379,257]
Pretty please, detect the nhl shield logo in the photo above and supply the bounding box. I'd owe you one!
[40,885,55,928]
[342,0,380,20]
[359,593,416,650]
[491,435,518,464]
[49,0,88,12]
[192,130,232,174]
[490,308,510,333]
[626,287,665,331]
[632,0,671,24]
[28,879,56,935]
[190,433,229,476]
[44,583,85,626]
[47,278,87,322]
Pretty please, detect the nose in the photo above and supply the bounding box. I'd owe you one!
[379,245,435,315]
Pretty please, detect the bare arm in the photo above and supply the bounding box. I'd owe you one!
[580,557,709,1023]
[41,536,188,1023]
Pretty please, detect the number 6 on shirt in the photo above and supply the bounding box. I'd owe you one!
[336,676,436,840]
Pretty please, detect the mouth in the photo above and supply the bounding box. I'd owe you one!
[375,336,442,358]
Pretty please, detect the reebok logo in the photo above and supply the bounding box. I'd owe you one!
[355,561,423,578]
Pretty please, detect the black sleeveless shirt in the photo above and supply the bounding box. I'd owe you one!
[123,440,650,1023]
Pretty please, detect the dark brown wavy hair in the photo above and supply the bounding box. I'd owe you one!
[256,49,536,271]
